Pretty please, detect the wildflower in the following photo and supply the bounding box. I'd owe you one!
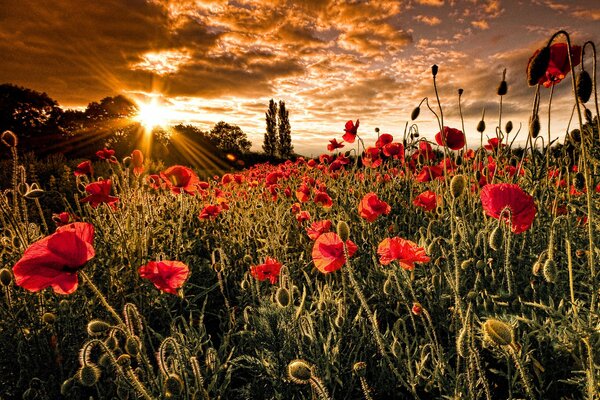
[96,148,117,163]
[343,119,359,143]
[296,210,311,223]
[412,302,423,315]
[480,183,537,234]
[327,139,345,152]
[160,165,200,195]
[484,138,504,152]
[415,165,443,182]
[147,174,164,190]
[413,190,438,211]
[359,192,391,222]
[250,257,282,284]
[314,190,333,209]
[382,142,404,159]
[312,232,358,273]
[74,160,93,177]
[306,220,332,240]
[198,204,222,220]
[527,42,582,88]
[375,133,394,149]
[138,261,189,295]
[362,147,382,168]
[377,237,430,270]
[52,212,77,227]
[435,126,465,150]
[295,184,311,203]
[12,222,95,294]
[131,150,144,176]
[80,179,119,209]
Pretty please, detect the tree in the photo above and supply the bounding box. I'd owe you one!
[207,121,251,155]
[277,100,293,158]
[263,99,278,156]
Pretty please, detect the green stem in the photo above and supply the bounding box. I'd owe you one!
[81,271,124,326]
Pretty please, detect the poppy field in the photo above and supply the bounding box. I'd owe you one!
[1,31,599,399]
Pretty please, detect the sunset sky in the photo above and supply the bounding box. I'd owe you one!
[1,0,599,156]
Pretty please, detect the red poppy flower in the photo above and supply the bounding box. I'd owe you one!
[296,210,311,223]
[412,302,423,315]
[382,142,404,159]
[74,160,93,177]
[52,212,77,227]
[415,165,444,183]
[377,237,430,270]
[250,257,282,284]
[199,204,222,220]
[160,165,200,195]
[131,150,144,176]
[435,126,465,150]
[138,260,189,295]
[314,190,333,208]
[413,190,438,211]
[343,119,359,143]
[464,149,475,160]
[327,139,345,152]
[96,148,117,163]
[362,146,382,168]
[480,183,537,234]
[484,138,505,152]
[80,179,119,209]
[296,184,311,203]
[312,232,358,273]
[376,133,394,149]
[358,192,391,222]
[13,222,95,295]
[147,174,164,190]
[528,43,582,88]
[319,154,333,164]
[306,220,332,240]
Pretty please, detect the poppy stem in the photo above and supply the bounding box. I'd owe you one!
[80,271,125,326]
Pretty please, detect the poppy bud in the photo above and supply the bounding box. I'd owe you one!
[275,287,290,308]
[476,120,485,133]
[125,337,139,356]
[576,70,592,103]
[243,254,252,264]
[569,129,581,144]
[42,312,56,325]
[87,320,111,336]
[78,365,101,387]
[458,88,464,96]
[1,130,18,147]
[460,259,473,270]
[450,175,466,199]
[543,258,557,283]
[117,354,131,367]
[411,302,422,315]
[287,359,313,384]
[574,172,586,191]
[527,46,550,86]
[337,221,350,241]
[457,325,469,358]
[585,109,593,124]
[353,361,367,377]
[482,319,513,347]
[413,132,420,138]
[532,261,542,276]
[529,114,540,139]
[497,78,508,96]
[489,226,503,251]
[431,64,438,76]
[60,378,75,396]
[164,374,184,397]
[505,120,513,134]
[411,107,420,121]
[0,268,12,286]
[475,260,486,271]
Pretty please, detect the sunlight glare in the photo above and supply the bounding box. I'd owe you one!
[136,99,171,131]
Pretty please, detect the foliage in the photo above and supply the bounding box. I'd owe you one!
[277,100,293,159]
[264,99,278,157]
[207,121,252,155]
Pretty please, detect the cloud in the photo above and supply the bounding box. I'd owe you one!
[571,9,600,20]
[414,15,442,25]
[471,20,490,30]
[416,0,445,6]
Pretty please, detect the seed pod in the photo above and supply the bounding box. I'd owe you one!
[42,312,56,325]
[543,258,557,283]
[275,287,290,308]
[457,325,469,358]
[482,319,513,347]
[287,359,313,384]
[450,175,466,199]
[0,268,12,286]
[337,221,350,241]
[497,69,508,96]
[576,70,592,103]
[505,120,513,134]
[411,107,420,121]
[476,120,486,133]
[529,114,540,139]
[573,172,585,191]
[353,361,367,377]
[87,320,111,336]
[164,374,184,397]
[527,46,551,86]
[489,226,503,251]
[78,365,101,387]
[458,88,464,96]
[431,64,439,77]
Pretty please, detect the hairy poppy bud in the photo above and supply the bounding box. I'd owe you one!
[117,354,131,367]
[505,120,513,134]
[576,70,592,103]
[411,107,420,121]
[78,365,101,387]
[431,64,438,77]
[42,312,56,325]
[1,130,18,147]
[353,361,367,377]
[458,88,464,96]
[337,221,350,241]
[457,325,469,358]
[450,175,466,199]
[125,337,140,356]
[482,319,513,346]
[543,258,557,283]
[476,120,486,133]
[569,129,581,144]
[532,261,542,276]
[527,46,550,86]
[287,359,313,384]
[489,226,503,251]
[460,259,473,270]
[529,114,540,139]
[0,268,12,286]
[164,374,184,397]
[573,172,586,191]
[60,378,75,396]
[87,320,111,336]
[497,69,508,96]
[275,287,290,308]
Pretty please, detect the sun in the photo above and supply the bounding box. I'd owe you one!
[135,98,171,131]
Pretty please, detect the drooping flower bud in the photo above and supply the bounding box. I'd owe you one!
[450,175,466,199]
[529,113,540,139]
[576,71,592,103]
[505,121,513,134]
[431,64,439,77]
[411,106,420,121]
[527,46,550,86]
[287,359,313,384]
[337,221,350,241]
[489,226,503,251]
[482,319,513,346]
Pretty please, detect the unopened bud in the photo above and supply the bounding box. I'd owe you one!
[287,359,313,384]
[482,319,513,347]
[576,70,592,103]
[337,221,350,241]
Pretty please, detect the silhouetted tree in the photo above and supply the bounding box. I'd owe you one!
[207,121,251,155]
[277,100,293,158]
[263,99,278,156]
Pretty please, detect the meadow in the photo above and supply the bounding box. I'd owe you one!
[0,31,598,399]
